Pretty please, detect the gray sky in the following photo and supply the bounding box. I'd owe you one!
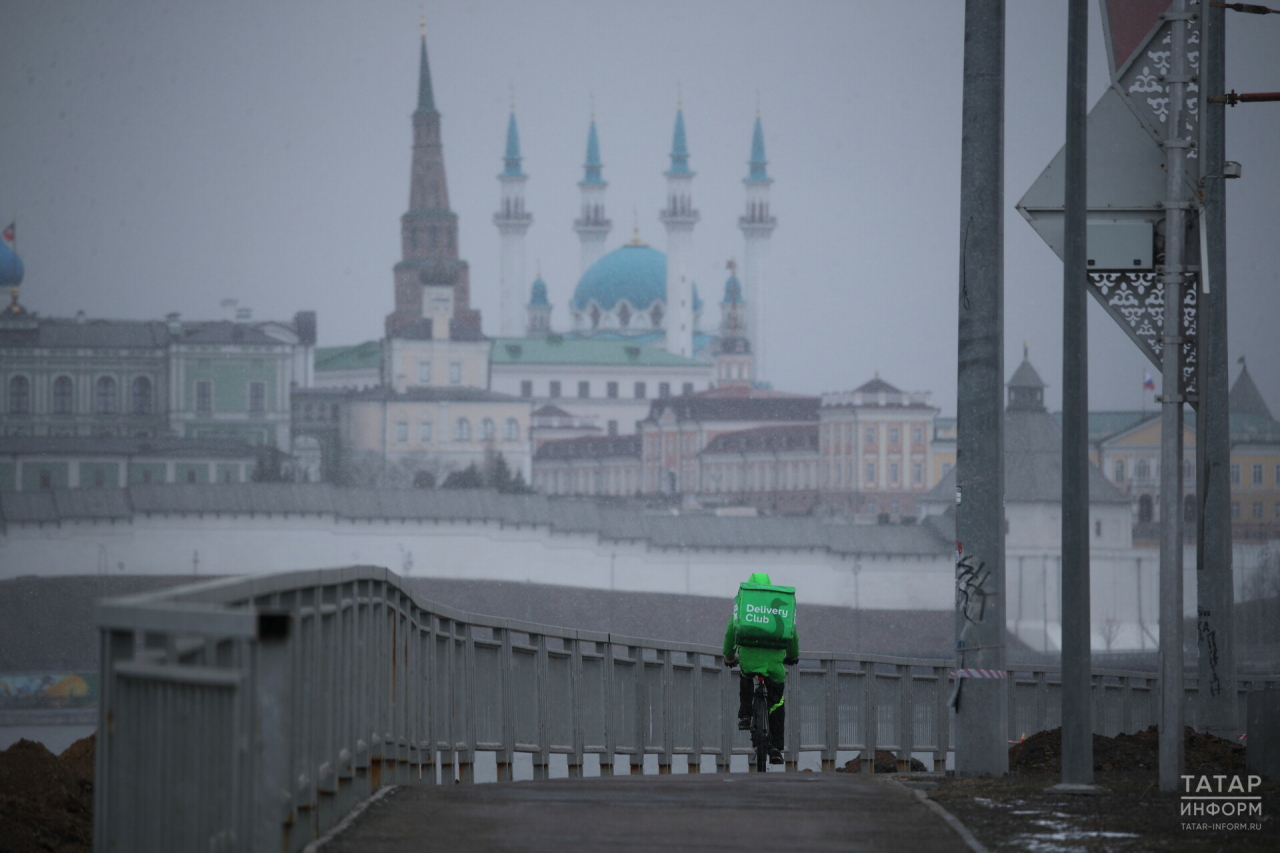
[3,0,1277,416]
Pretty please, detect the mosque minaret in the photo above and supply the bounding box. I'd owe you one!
[494,107,532,337]
[659,105,698,359]
[573,111,611,276]
[739,112,775,380]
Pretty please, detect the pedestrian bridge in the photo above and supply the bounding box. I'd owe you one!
[92,566,1261,852]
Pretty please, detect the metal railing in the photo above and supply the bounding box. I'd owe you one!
[94,566,1279,852]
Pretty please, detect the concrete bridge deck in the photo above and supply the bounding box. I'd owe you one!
[320,772,973,853]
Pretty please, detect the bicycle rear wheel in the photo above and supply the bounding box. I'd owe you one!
[752,687,769,773]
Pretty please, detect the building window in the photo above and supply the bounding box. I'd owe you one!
[608,420,618,437]
[39,471,52,489]
[1138,494,1154,523]
[449,363,462,385]
[186,470,197,484]
[1253,502,1263,519]
[865,427,875,445]
[607,381,619,399]
[549,380,561,398]
[196,380,212,414]
[395,422,408,442]
[455,418,471,441]
[1275,502,1280,519]
[504,418,519,441]
[7,375,30,415]
[889,427,900,445]
[913,462,923,484]
[658,382,671,398]
[578,381,590,399]
[1095,519,1102,537]
[912,426,923,445]
[1276,464,1280,487]
[1252,464,1263,486]
[865,461,875,484]
[1231,502,1240,519]
[520,380,533,398]
[635,382,646,399]
[481,418,495,440]
[682,382,693,396]
[889,462,899,484]
[1135,458,1151,480]
[95,376,118,414]
[418,362,432,384]
[420,421,433,443]
[941,462,953,478]
[249,381,266,414]
[1114,459,1126,483]
[131,377,152,415]
[1230,464,1241,485]
[93,469,106,487]
[53,376,73,415]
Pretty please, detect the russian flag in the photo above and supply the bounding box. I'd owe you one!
[1,222,13,245]
[1143,372,1156,391]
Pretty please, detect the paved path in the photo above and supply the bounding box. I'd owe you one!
[321,773,972,853]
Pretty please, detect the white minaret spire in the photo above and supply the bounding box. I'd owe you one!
[739,108,775,380]
[574,99,611,275]
[494,100,531,337]
[660,100,698,358]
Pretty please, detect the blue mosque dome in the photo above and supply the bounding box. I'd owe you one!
[572,242,666,312]
[0,241,23,288]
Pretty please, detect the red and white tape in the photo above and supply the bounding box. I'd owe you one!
[950,669,1007,679]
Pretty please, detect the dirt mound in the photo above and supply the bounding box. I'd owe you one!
[1008,725,1244,775]
[0,735,94,853]
[837,749,928,773]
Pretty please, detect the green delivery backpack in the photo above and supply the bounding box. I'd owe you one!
[733,580,797,649]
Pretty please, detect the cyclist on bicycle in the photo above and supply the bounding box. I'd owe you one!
[723,572,799,765]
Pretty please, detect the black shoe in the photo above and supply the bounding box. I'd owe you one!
[738,715,751,731]
[769,748,784,765]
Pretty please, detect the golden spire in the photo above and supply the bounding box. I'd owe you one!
[589,93,595,122]
[677,81,683,110]
[629,206,642,245]
[509,82,515,114]
[419,11,425,36]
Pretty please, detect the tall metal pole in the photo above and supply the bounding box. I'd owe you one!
[1158,0,1190,793]
[1197,0,1238,742]
[1058,0,1093,789]
[954,0,1007,778]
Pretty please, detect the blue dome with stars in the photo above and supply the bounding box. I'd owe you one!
[572,242,666,312]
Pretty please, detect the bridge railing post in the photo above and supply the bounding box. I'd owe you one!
[497,625,515,782]
[601,639,616,776]
[568,634,584,778]
[659,648,673,774]
[860,660,876,774]
[534,632,550,780]
[898,664,915,772]
[721,654,736,773]
[933,665,949,771]
[252,611,293,852]
[459,622,477,784]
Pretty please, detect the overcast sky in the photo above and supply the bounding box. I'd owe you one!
[3,1,1277,417]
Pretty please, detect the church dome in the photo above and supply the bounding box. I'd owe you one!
[0,241,23,288]
[572,243,666,312]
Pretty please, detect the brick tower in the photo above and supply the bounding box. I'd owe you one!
[387,31,479,337]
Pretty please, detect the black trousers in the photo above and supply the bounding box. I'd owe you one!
[738,674,785,752]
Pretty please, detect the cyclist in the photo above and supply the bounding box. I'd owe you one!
[722,572,799,765]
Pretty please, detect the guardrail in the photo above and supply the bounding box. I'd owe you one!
[94,566,1279,853]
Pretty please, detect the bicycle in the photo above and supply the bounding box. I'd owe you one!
[749,673,771,773]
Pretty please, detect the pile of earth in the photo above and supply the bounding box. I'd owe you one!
[0,736,94,853]
[836,749,928,773]
[1008,725,1244,775]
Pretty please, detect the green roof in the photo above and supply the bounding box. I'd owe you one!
[315,340,382,372]
[490,336,704,367]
